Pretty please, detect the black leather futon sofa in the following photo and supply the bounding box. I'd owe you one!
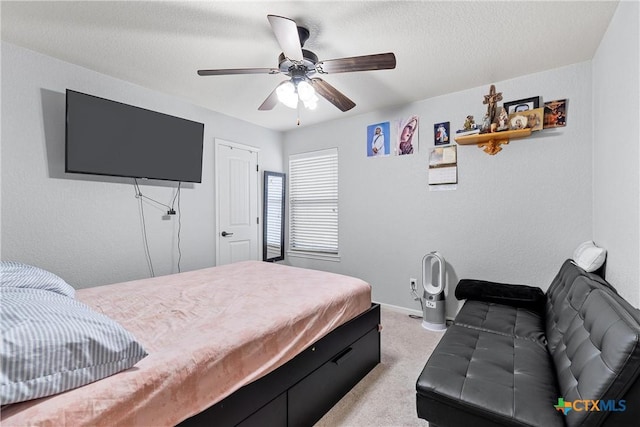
[416,259,640,427]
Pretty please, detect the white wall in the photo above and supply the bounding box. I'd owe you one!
[1,42,283,288]
[283,62,595,316]
[3,2,637,312]
[592,0,640,307]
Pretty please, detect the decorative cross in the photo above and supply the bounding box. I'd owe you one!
[483,85,502,124]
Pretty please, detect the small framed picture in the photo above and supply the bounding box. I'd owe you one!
[396,115,419,155]
[366,121,391,157]
[508,113,528,130]
[521,107,544,131]
[433,121,450,146]
[544,99,567,128]
[503,96,540,115]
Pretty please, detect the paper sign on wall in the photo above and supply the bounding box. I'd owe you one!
[428,145,457,191]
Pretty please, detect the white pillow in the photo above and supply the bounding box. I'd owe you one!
[573,241,607,272]
[1,287,147,405]
[1,261,76,298]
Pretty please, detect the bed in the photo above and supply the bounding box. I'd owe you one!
[1,260,380,426]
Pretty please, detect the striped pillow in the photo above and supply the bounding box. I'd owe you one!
[1,261,76,298]
[0,287,147,405]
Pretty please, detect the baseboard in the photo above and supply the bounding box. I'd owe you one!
[376,301,422,316]
[375,301,455,322]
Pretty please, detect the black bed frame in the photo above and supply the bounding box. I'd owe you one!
[178,303,381,427]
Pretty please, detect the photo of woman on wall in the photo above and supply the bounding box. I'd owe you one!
[397,115,419,155]
[366,121,391,157]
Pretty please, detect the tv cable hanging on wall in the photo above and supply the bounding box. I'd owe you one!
[133,179,183,276]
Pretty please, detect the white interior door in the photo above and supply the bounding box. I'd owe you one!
[216,141,259,265]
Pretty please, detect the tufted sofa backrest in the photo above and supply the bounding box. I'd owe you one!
[544,260,640,427]
[545,260,616,353]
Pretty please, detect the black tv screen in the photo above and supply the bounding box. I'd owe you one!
[65,89,204,183]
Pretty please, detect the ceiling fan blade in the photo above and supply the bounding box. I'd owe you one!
[311,78,356,112]
[316,52,396,74]
[267,15,303,62]
[258,83,284,111]
[198,68,279,76]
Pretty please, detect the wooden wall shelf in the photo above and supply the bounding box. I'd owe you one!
[455,128,532,155]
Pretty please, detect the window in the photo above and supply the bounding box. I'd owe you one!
[288,148,338,258]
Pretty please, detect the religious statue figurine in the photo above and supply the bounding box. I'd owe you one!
[483,84,503,125]
[463,115,476,131]
[497,107,509,131]
[480,113,491,134]
[456,115,479,135]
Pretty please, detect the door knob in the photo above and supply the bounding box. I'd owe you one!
[221,231,234,237]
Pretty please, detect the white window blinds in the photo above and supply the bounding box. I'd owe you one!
[289,148,338,255]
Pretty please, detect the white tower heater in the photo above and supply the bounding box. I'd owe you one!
[421,251,447,331]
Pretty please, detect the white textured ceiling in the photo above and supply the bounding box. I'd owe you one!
[1,1,619,131]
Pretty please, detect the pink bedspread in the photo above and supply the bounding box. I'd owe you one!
[1,261,371,426]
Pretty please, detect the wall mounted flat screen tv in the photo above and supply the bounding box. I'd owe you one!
[66,89,204,183]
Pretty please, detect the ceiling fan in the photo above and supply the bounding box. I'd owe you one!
[197,14,396,113]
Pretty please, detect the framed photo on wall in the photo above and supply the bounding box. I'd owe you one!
[544,99,567,128]
[366,121,391,157]
[433,121,450,146]
[523,107,544,131]
[396,115,419,155]
[503,96,541,115]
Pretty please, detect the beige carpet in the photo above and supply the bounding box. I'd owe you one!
[315,306,444,427]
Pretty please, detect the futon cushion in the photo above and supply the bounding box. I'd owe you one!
[455,279,546,311]
[545,259,617,353]
[416,324,564,427]
[453,300,546,345]
[549,286,640,427]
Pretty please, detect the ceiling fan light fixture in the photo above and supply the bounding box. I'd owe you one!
[297,80,316,102]
[303,100,318,110]
[276,78,318,110]
[276,81,298,109]
[302,93,319,110]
